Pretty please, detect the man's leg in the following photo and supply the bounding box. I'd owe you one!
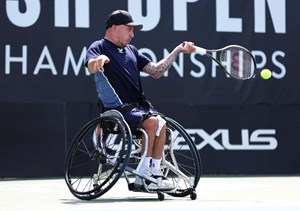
[152,124,166,159]
[141,116,158,157]
[134,117,157,186]
[136,116,165,175]
[151,123,166,175]
[135,116,173,190]
[147,120,173,190]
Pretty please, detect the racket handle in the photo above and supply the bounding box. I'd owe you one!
[195,46,207,56]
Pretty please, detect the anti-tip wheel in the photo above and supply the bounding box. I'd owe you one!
[158,192,165,201]
[190,191,197,200]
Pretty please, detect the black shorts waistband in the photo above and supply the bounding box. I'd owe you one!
[104,100,153,114]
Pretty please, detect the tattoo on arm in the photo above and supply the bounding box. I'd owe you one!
[143,49,180,78]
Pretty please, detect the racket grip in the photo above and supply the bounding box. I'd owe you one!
[195,46,207,56]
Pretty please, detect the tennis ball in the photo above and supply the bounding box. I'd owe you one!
[260,69,272,80]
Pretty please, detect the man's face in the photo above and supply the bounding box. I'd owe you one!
[114,25,135,48]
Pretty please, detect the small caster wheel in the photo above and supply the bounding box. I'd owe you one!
[93,184,101,193]
[190,191,197,200]
[158,192,165,201]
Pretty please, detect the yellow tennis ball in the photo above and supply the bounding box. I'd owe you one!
[260,69,272,80]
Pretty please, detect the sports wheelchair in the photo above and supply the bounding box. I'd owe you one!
[64,109,202,201]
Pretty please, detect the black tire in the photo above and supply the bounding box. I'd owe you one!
[164,117,202,198]
[158,191,165,201]
[64,116,132,200]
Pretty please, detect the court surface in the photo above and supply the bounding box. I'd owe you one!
[1,176,299,211]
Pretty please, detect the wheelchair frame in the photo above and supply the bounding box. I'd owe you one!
[64,110,202,201]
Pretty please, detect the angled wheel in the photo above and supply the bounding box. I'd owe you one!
[64,115,132,200]
[163,117,202,198]
[158,191,165,201]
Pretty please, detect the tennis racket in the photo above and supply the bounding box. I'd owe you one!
[194,45,257,80]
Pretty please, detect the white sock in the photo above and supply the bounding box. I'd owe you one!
[135,157,151,185]
[151,158,161,175]
[139,157,151,174]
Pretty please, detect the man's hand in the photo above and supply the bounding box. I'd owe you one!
[93,55,110,72]
[178,41,196,54]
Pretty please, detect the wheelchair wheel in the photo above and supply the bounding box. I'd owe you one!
[64,115,132,200]
[163,117,201,198]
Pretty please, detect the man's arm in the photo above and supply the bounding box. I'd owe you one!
[142,41,195,79]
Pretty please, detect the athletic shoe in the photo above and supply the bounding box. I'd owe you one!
[147,174,174,190]
[133,174,174,191]
[133,176,143,187]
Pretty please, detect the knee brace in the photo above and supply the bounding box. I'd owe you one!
[156,115,166,136]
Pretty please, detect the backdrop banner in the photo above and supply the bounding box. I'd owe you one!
[0,0,299,177]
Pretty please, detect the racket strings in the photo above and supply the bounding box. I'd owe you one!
[220,47,254,80]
